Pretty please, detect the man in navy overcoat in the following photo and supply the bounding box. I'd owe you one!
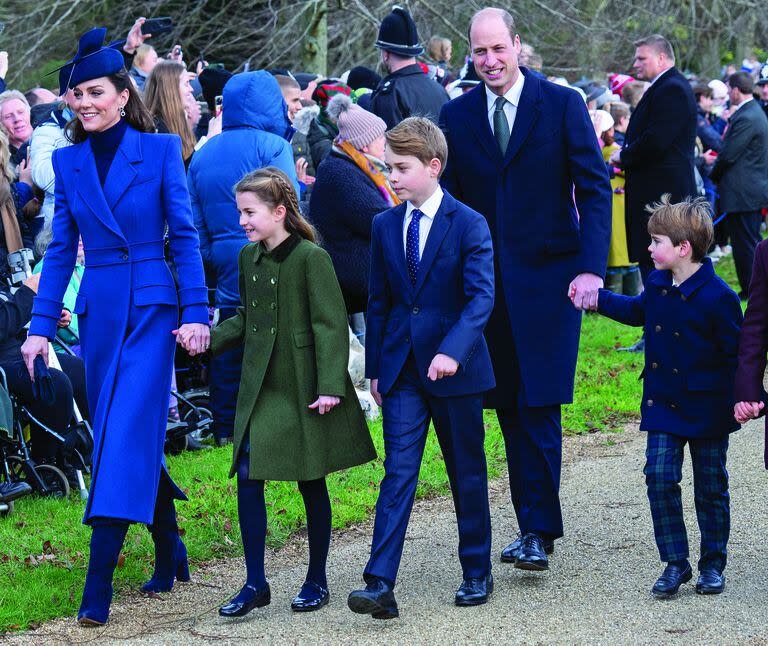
[439,8,611,569]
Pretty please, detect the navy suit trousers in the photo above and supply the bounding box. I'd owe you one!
[496,395,564,541]
[365,356,491,585]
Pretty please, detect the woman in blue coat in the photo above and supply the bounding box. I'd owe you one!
[21,29,210,626]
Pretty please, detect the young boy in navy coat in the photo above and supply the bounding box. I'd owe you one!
[348,118,495,618]
[579,195,742,598]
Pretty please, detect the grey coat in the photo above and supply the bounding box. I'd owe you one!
[711,99,768,213]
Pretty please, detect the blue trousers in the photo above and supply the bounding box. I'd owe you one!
[497,394,563,541]
[210,307,243,440]
[644,431,730,571]
[365,357,491,585]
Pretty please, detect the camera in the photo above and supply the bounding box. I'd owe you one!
[7,249,35,285]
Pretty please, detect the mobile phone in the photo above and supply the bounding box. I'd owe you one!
[141,17,173,36]
[215,95,223,117]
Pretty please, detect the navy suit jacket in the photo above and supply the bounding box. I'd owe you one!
[365,191,495,397]
[439,69,612,406]
[599,259,742,439]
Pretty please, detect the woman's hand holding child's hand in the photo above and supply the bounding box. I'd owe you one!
[309,395,340,415]
[569,283,600,311]
[173,323,211,356]
[734,401,765,423]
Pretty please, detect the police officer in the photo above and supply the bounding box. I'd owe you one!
[370,5,448,129]
[757,62,768,121]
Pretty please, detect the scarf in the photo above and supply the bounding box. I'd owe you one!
[335,141,401,207]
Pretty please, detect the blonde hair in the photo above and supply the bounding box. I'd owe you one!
[428,36,451,62]
[234,167,316,243]
[144,61,196,160]
[385,117,448,176]
[647,194,714,262]
[134,44,156,67]
[0,131,23,252]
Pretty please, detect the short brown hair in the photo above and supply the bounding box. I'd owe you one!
[608,101,630,123]
[728,71,753,95]
[634,34,675,62]
[468,7,516,46]
[274,74,300,92]
[647,194,713,262]
[692,83,712,101]
[385,117,448,176]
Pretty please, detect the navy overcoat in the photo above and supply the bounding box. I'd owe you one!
[439,69,612,407]
[598,259,742,439]
[29,127,208,524]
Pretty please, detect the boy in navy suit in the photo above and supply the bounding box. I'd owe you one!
[579,195,742,599]
[348,118,495,618]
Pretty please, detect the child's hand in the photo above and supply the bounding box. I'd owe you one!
[734,401,764,423]
[370,379,382,406]
[309,395,340,415]
[427,353,458,381]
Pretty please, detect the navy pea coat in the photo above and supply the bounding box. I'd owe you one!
[29,127,208,524]
[598,259,742,439]
[365,191,495,397]
[439,69,612,407]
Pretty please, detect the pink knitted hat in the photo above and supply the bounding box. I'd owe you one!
[327,94,387,149]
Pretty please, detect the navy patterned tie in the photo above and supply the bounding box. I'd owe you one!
[406,209,423,285]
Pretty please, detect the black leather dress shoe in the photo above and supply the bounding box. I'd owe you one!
[501,535,554,563]
[347,578,399,619]
[455,573,493,606]
[696,569,725,595]
[514,533,549,571]
[651,562,692,598]
[219,583,271,617]
[291,580,330,612]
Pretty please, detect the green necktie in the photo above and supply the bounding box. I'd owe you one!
[493,96,510,154]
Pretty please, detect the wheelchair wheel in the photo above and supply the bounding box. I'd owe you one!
[34,464,70,498]
[0,501,13,517]
[179,390,213,443]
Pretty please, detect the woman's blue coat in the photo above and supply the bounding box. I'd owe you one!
[29,127,208,525]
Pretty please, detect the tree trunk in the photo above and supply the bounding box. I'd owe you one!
[301,0,328,76]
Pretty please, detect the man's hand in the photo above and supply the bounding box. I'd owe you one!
[296,158,315,185]
[124,18,150,54]
[308,395,340,415]
[0,52,8,79]
[57,309,72,329]
[734,401,764,423]
[569,273,603,311]
[608,149,622,167]
[17,158,32,187]
[370,378,382,406]
[427,353,459,381]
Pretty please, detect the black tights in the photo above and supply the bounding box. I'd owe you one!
[236,449,331,588]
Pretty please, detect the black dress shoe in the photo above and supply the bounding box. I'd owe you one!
[455,573,493,606]
[501,535,554,563]
[291,580,330,612]
[696,569,725,595]
[347,578,399,619]
[219,583,271,617]
[514,533,549,571]
[0,480,32,503]
[651,562,692,598]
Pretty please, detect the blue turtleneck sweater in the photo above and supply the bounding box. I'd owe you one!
[90,118,128,186]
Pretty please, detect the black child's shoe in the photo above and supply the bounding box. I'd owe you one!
[347,577,399,619]
[218,583,271,617]
[651,562,692,599]
[291,580,330,612]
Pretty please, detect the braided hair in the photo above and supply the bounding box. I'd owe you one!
[234,167,316,243]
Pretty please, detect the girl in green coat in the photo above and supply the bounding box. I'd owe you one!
[208,167,376,617]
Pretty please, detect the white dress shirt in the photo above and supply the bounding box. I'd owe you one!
[650,67,673,86]
[731,96,753,115]
[485,72,525,136]
[403,185,444,260]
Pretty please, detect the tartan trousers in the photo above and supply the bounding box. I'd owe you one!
[644,431,730,572]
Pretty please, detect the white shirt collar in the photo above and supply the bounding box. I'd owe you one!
[406,185,444,220]
[650,67,673,86]
[485,71,525,114]
[732,96,754,113]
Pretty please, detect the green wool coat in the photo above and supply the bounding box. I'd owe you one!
[211,234,377,481]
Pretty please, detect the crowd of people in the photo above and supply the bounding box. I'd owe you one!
[0,1,768,630]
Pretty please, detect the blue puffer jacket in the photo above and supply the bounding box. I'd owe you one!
[188,71,298,308]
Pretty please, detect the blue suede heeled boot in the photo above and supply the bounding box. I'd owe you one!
[142,477,190,593]
[77,522,130,626]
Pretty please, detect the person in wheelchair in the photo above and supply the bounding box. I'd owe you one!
[0,271,89,478]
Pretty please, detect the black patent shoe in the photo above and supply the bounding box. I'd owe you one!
[348,577,399,619]
[696,569,725,595]
[455,573,493,606]
[652,562,692,599]
[514,533,549,571]
[291,580,330,612]
[501,534,554,563]
[219,583,271,617]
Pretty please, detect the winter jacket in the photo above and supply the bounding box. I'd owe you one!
[187,71,298,308]
[30,106,72,225]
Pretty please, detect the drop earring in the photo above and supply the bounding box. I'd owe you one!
[119,106,126,117]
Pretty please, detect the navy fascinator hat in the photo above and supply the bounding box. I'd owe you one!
[54,28,126,91]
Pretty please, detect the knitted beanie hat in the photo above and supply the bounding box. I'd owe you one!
[327,94,387,149]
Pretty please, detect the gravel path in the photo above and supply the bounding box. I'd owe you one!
[11,420,768,645]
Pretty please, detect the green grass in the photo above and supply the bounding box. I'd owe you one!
[0,254,740,632]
